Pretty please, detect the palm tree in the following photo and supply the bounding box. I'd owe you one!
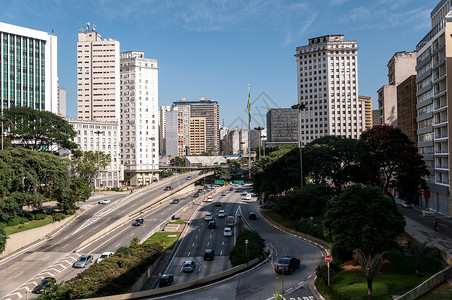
[354,249,388,300]
[408,239,432,277]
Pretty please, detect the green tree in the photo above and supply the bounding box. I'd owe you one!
[354,248,388,300]
[215,167,231,181]
[357,125,429,200]
[3,106,78,152]
[323,185,405,261]
[169,156,185,166]
[57,178,91,211]
[408,239,432,277]
[73,150,110,183]
[0,223,7,253]
[303,136,359,193]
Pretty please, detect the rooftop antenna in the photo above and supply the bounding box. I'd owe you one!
[93,24,96,32]
[86,22,90,32]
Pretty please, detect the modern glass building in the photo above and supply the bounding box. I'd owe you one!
[0,22,58,114]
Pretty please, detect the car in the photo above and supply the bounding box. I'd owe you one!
[159,274,174,287]
[171,198,180,204]
[199,170,204,175]
[214,201,222,207]
[229,187,234,191]
[95,251,114,263]
[198,189,203,193]
[208,220,216,229]
[245,193,252,200]
[223,227,233,237]
[206,195,213,202]
[164,185,172,191]
[226,215,235,227]
[182,260,196,272]
[204,249,215,260]
[193,193,199,198]
[249,212,257,219]
[218,210,226,218]
[98,198,110,204]
[274,256,301,275]
[73,254,93,268]
[401,200,414,208]
[32,277,55,294]
[187,176,191,180]
[221,192,226,196]
[204,213,213,221]
[132,218,144,226]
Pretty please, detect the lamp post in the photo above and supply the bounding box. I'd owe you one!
[254,126,264,160]
[261,135,266,157]
[0,116,8,150]
[291,104,307,188]
[94,130,104,194]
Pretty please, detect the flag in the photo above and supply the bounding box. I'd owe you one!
[247,85,251,116]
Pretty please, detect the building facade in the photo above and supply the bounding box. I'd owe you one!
[416,0,452,216]
[188,117,206,155]
[77,23,120,122]
[223,128,249,155]
[359,95,373,130]
[68,118,122,188]
[0,22,58,114]
[372,109,381,126]
[397,75,417,145]
[165,110,185,158]
[295,35,364,145]
[266,108,298,146]
[159,105,172,155]
[120,51,159,171]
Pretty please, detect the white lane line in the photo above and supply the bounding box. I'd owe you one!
[222,241,225,246]
[42,255,50,260]
[187,252,191,256]
[308,274,312,279]
[195,235,198,239]
[207,242,210,246]
[116,243,121,248]
[209,234,212,238]
[220,251,223,255]
[192,242,195,247]
[14,271,24,278]
[130,233,135,237]
[298,281,304,285]
[75,235,84,241]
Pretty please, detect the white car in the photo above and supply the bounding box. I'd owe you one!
[204,213,213,221]
[98,199,110,204]
[218,210,226,218]
[223,227,233,237]
[95,252,114,263]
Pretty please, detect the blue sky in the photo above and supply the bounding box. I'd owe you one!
[1,0,433,129]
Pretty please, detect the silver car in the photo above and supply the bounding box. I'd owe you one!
[73,254,93,268]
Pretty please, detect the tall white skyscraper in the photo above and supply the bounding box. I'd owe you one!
[77,23,120,122]
[0,22,58,113]
[120,51,159,171]
[295,35,364,145]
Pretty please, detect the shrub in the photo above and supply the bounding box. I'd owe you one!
[294,218,325,240]
[7,216,29,226]
[33,213,47,220]
[53,213,65,222]
[229,230,265,266]
[315,264,350,300]
[65,209,75,216]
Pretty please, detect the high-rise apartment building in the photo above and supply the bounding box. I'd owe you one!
[416,0,452,216]
[295,35,364,145]
[165,110,185,158]
[223,128,249,155]
[397,75,417,145]
[0,22,58,113]
[77,23,120,122]
[358,96,373,130]
[266,108,298,146]
[189,117,206,155]
[159,105,172,155]
[120,51,159,172]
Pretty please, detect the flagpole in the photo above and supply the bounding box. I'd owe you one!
[248,84,251,179]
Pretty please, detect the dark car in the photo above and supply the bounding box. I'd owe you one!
[229,187,234,191]
[164,186,172,191]
[132,218,144,226]
[249,212,257,220]
[193,193,199,198]
[32,277,55,294]
[159,274,174,287]
[187,176,191,180]
[214,201,221,207]
[208,220,216,229]
[171,198,179,204]
[182,260,196,272]
[221,192,226,196]
[198,189,203,193]
[274,256,300,275]
[204,249,215,260]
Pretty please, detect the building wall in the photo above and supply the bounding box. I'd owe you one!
[397,75,417,145]
[378,85,397,126]
[77,24,120,122]
[359,95,373,129]
[58,88,66,117]
[159,105,171,155]
[266,108,298,143]
[0,22,58,114]
[188,117,206,155]
[120,51,159,171]
[387,51,417,86]
[295,34,364,145]
[372,109,381,126]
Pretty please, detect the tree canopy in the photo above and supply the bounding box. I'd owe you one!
[71,150,111,183]
[3,106,78,152]
[215,167,231,181]
[323,184,405,261]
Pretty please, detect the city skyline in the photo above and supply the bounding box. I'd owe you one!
[1,0,432,129]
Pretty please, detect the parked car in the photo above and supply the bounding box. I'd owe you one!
[198,189,203,193]
[164,186,172,191]
[132,218,144,226]
[229,187,234,191]
[248,212,257,219]
[159,274,174,287]
[401,200,414,208]
[223,227,233,237]
[32,277,55,294]
[214,201,222,207]
[221,192,226,196]
[182,260,196,272]
[218,210,226,218]
[208,220,216,229]
[204,213,213,221]
[73,254,93,268]
[187,176,191,180]
[95,252,114,263]
[274,256,300,275]
[98,198,110,204]
[204,249,215,260]
[171,198,180,204]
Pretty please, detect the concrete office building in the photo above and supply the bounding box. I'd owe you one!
[372,109,381,126]
[120,51,159,175]
[223,128,249,155]
[68,118,122,188]
[397,75,417,145]
[165,109,185,158]
[295,35,364,145]
[159,105,172,155]
[377,51,417,126]
[0,22,58,113]
[359,95,373,130]
[266,108,298,146]
[189,117,206,155]
[77,23,120,122]
[58,87,66,117]
[415,0,452,216]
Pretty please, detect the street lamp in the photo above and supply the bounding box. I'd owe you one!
[261,135,266,157]
[254,126,264,160]
[94,130,104,194]
[0,116,8,150]
[291,103,307,188]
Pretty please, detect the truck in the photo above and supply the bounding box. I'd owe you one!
[226,216,235,227]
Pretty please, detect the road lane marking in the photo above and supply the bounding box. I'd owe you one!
[220,251,223,255]
[187,252,190,256]
[209,234,212,238]
[195,235,198,239]
[14,271,24,278]
[192,242,195,247]
[116,243,121,248]
[207,242,210,246]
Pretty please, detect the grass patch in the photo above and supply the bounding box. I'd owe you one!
[143,232,180,250]
[261,210,295,230]
[417,281,452,300]
[5,216,54,235]
[168,220,185,224]
[328,249,444,300]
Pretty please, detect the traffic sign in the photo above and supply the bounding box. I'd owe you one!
[233,180,244,185]
[325,255,333,263]
[214,180,225,185]
[245,239,249,244]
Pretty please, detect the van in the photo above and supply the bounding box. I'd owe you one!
[245,193,252,200]
[226,216,235,227]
